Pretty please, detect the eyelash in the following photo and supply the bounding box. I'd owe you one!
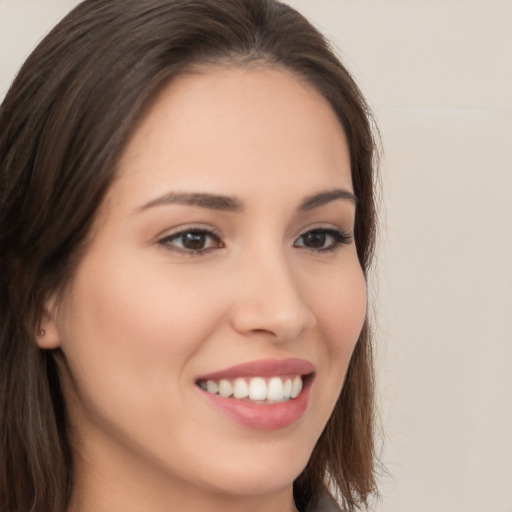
[294,228,353,252]
[158,227,353,255]
[158,227,224,255]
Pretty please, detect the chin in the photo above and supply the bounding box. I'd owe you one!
[190,438,312,498]
[199,462,303,498]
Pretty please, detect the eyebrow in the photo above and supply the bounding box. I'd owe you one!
[136,192,244,212]
[299,188,358,211]
[136,187,357,214]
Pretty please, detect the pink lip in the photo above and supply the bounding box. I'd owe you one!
[196,357,315,380]
[196,358,315,430]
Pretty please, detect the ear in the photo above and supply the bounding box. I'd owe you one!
[36,297,62,350]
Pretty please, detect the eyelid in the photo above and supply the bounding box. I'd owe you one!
[296,222,353,238]
[157,223,222,239]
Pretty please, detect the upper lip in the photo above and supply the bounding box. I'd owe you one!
[196,358,315,381]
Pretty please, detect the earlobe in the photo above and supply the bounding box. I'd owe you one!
[36,321,61,349]
[36,302,62,350]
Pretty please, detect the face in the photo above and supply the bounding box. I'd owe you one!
[43,67,367,509]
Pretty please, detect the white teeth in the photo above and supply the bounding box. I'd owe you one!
[218,379,233,398]
[233,378,249,399]
[199,375,305,402]
[283,378,292,399]
[290,376,302,398]
[248,377,267,400]
[206,380,219,394]
[267,377,284,401]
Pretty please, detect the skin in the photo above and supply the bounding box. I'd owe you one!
[39,66,367,512]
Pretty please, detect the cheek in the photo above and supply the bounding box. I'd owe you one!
[309,259,367,403]
[56,248,228,388]
[316,262,367,355]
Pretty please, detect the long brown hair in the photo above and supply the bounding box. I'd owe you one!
[0,1,379,511]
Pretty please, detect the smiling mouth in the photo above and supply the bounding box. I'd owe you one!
[195,358,315,429]
[196,374,309,404]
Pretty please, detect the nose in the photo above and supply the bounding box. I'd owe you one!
[228,249,316,342]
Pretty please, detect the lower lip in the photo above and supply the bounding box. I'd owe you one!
[199,377,312,430]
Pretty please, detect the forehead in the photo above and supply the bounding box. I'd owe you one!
[111,66,352,210]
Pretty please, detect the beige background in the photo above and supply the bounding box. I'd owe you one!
[1,1,511,510]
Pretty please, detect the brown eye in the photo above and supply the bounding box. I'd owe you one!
[181,232,207,250]
[300,231,327,248]
[159,229,223,254]
[294,228,352,252]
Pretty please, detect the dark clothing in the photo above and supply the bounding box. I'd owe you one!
[304,491,341,512]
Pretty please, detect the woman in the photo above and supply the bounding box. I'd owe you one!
[0,1,379,511]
